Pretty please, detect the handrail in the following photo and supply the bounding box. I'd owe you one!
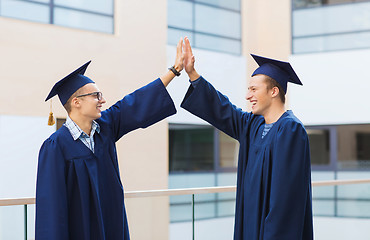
[0,197,35,206]
[1,178,370,206]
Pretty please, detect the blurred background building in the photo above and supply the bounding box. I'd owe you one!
[1,0,370,239]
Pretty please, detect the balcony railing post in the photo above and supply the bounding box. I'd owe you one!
[24,204,28,240]
[192,194,195,240]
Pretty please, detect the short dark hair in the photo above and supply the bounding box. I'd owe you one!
[264,76,286,104]
[63,88,83,113]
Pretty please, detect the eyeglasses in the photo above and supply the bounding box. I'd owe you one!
[76,91,103,101]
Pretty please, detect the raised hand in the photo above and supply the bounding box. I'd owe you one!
[173,38,185,73]
[160,38,186,87]
[183,37,200,81]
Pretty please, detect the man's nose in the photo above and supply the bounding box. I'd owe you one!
[100,96,106,104]
[246,91,252,100]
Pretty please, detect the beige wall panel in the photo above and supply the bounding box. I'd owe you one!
[126,196,169,240]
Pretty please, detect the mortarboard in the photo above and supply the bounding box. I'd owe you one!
[251,54,302,94]
[45,61,94,125]
[45,61,94,106]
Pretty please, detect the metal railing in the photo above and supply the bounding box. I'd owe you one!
[2,179,370,240]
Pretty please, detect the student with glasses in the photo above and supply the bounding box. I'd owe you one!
[35,39,184,240]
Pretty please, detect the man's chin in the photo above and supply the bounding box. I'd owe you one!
[252,110,261,115]
[93,113,101,120]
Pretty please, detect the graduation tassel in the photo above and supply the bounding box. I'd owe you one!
[48,99,56,126]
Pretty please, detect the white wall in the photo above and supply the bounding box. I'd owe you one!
[170,217,234,240]
[169,216,370,240]
[166,45,247,125]
[0,115,55,198]
[314,217,370,240]
[289,49,370,125]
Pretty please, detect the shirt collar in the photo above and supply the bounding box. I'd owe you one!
[65,116,100,140]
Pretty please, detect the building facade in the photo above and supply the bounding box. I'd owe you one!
[2,0,370,239]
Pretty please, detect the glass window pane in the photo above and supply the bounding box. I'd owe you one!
[337,183,370,199]
[312,200,335,216]
[196,0,240,11]
[27,204,35,240]
[293,36,324,54]
[33,0,50,3]
[293,0,322,9]
[56,118,66,130]
[168,0,193,30]
[195,4,241,39]
[195,33,241,55]
[293,0,369,9]
[169,125,214,172]
[217,200,235,217]
[338,200,370,218]
[0,205,25,239]
[307,129,330,165]
[194,197,216,219]
[170,195,193,222]
[54,0,113,15]
[337,124,370,170]
[169,173,215,189]
[218,131,238,168]
[357,133,370,160]
[0,0,49,23]
[311,172,335,199]
[216,173,237,203]
[293,2,370,37]
[168,28,194,46]
[293,31,370,53]
[54,8,113,34]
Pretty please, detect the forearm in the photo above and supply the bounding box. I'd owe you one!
[181,77,246,140]
[187,69,200,82]
[103,78,176,140]
[160,66,181,87]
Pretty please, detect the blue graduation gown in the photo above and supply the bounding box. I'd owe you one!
[181,77,313,240]
[36,79,176,240]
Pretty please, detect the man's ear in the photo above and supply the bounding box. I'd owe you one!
[271,86,279,98]
[71,97,80,109]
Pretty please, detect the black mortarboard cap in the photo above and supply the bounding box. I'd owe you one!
[251,54,302,94]
[45,61,94,105]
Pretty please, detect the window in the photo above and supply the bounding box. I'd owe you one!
[169,124,239,172]
[292,0,370,53]
[168,124,238,223]
[169,125,214,172]
[218,131,238,168]
[337,124,370,169]
[357,133,370,160]
[56,118,66,130]
[306,124,370,170]
[307,129,330,165]
[167,0,241,55]
[293,0,369,9]
[0,0,114,34]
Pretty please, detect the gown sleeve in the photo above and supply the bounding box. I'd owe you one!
[101,78,176,141]
[263,120,312,239]
[180,76,251,141]
[35,138,69,240]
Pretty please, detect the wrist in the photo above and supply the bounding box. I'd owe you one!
[168,66,181,76]
[174,65,182,73]
[188,70,200,81]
